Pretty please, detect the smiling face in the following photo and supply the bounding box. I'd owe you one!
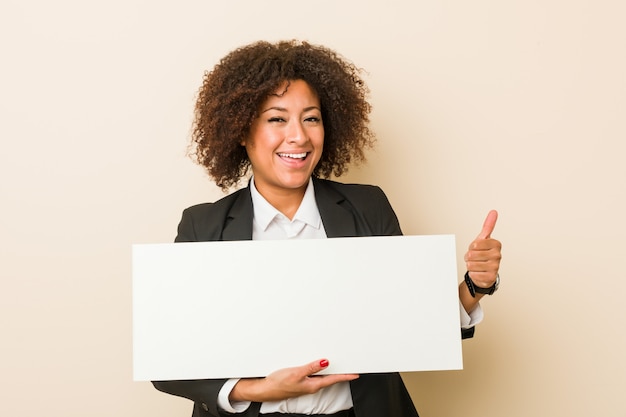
[243,79,324,200]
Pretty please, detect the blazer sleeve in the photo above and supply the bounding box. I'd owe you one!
[151,379,228,417]
[175,206,200,242]
[461,327,475,339]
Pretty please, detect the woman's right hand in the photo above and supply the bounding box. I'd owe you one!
[229,359,359,403]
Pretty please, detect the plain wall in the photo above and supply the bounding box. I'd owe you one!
[1,1,624,416]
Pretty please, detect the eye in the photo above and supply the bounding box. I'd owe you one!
[268,117,286,123]
[304,116,321,123]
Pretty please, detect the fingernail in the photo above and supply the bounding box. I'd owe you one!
[320,359,329,367]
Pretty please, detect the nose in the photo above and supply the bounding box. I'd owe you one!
[286,120,307,144]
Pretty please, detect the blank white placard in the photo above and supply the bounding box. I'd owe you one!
[132,235,462,381]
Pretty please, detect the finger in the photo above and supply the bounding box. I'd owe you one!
[466,260,500,273]
[312,374,360,388]
[478,210,498,239]
[468,238,502,252]
[465,243,502,264]
[304,359,330,376]
[304,359,358,380]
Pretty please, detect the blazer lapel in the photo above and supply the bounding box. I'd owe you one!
[313,178,358,238]
[219,178,359,240]
[221,186,254,241]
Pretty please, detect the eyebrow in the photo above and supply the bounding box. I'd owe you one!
[261,106,321,114]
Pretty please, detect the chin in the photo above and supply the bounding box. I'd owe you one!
[279,177,311,190]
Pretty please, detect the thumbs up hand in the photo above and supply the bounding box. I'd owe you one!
[464,210,502,289]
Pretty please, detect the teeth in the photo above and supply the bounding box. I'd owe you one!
[278,152,307,159]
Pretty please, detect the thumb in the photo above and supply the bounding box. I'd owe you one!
[477,210,498,239]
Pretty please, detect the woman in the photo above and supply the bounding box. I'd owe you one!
[153,40,502,417]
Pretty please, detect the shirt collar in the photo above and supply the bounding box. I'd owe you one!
[249,177,322,231]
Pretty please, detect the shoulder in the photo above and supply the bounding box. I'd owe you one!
[314,178,387,199]
[313,178,402,236]
[313,178,391,208]
[175,187,251,242]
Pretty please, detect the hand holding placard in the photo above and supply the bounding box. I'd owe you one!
[229,359,359,403]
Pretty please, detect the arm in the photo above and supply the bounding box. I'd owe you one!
[228,359,358,403]
[459,210,502,334]
[152,361,358,416]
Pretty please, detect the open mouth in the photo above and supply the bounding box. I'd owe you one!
[277,152,308,161]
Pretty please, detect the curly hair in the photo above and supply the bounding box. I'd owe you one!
[191,40,375,190]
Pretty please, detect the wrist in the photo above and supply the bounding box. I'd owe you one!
[219,379,252,413]
[229,378,264,403]
[459,281,483,313]
[464,271,499,297]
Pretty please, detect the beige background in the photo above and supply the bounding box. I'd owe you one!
[1,1,624,416]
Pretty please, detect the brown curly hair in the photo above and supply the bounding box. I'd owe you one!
[191,40,375,190]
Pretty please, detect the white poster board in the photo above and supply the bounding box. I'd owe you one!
[132,235,462,381]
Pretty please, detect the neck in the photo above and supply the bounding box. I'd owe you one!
[253,181,308,220]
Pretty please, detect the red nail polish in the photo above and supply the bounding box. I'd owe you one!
[320,359,329,367]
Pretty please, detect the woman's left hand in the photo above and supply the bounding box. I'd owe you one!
[464,210,502,288]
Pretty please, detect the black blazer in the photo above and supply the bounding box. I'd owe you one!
[153,178,473,417]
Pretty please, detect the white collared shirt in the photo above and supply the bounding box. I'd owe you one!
[250,177,327,240]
